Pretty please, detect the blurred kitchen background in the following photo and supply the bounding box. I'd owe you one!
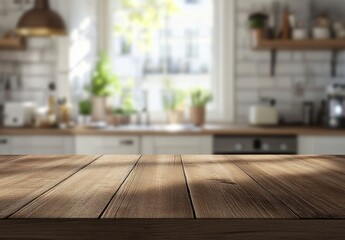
[1,0,345,156]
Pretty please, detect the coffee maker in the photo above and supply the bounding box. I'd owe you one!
[326,84,345,129]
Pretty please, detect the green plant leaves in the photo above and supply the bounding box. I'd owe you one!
[191,88,213,107]
[88,52,120,97]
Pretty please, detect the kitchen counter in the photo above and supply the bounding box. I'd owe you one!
[1,124,345,136]
[1,155,345,239]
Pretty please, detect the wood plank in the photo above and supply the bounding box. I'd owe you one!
[12,155,140,218]
[255,39,345,50]
[182,155,296,218]
[102,155,194,218]
[291,155,345,176]
[1,219,345,240]
[0,155,99,218]
[0,155,25,166]
[230,155,345,218]
[0,37,26,50]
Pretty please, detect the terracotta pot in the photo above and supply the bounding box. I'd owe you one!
[167,110,184,124]
[91,96,108,122]
[113,114,131,126]
[190,106,206,126]
[251,28,265,47]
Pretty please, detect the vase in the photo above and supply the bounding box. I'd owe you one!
[251,28,265,47]
[167,110,184,125]
[190,106,206,126]
[91,96,108,122]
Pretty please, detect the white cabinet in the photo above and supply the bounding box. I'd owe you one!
[75,136,140,155]
[298,136,345,155]
[10,136,74,155]
[141,136,213,155]
[0,136,11,154]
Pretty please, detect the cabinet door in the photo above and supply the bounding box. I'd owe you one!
[298,136,345,155]
[10,136,74,155]
[141,136,213,155]
[0,136,12,155]
[75,136,140,155]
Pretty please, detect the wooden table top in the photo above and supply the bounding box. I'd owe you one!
[1,155,345,219]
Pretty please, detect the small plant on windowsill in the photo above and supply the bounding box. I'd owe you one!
[190,88,213,126]
[87,52,120,123]
[112,80,137,126]
[78,100,92,126]
[163,82,187,125]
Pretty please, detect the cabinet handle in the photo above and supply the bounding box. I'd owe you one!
[120,140,134,146]
[0,139,8,144]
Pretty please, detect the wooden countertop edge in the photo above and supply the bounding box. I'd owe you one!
[0,126,345,136]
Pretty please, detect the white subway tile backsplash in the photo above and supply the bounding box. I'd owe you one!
[42,49,57,62]
[236,89,259,103]
[27,38,54,49]
[237,49,270,62]
[10,90,46,106]
[237,76,293,90]
[20,63,54,76]
[236,29,252,48]
[20,76,51,90]
[305,52,332,62]
[276,63,306,76]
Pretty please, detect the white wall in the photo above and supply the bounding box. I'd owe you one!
[234,0,345,123]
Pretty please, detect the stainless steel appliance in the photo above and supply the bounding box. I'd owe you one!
[326,84,345,129]
[214,135,297,155]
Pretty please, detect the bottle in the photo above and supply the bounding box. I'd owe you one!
[303,101,314,126]
[47,82,57,127]
[281,7,291,39]
[48,82,56,115]
[317,100,327,126]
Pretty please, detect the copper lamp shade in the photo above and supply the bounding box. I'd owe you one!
[16,0,66,37]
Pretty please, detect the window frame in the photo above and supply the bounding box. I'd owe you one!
[98,0,234,123]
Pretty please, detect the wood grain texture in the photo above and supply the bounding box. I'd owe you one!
[230,155,345,219]
[182,155,296,218]
[1,219,345,240]
[102,155,194,218]
[255,39,345,50]
[0,155,24,167]
[11,155,140,218]
[0,155,99,218]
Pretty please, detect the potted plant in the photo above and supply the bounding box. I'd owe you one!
[78,100,92,125]
[88,52,120,122]
[163,88,187,125]
[190,88,213,126]
[113,88,136,125]
[249,12,268,46]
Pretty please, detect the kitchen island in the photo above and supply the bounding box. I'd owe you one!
[0,155,345,239]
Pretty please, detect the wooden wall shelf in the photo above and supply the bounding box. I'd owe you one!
[0,37,26,50]
[253,39,345,77]
[255,39,345,51]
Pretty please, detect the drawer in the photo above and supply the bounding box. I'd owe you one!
[75,136,140,155]
[10,136,74,155]
[141,136,213,155]
[12,136,69,148]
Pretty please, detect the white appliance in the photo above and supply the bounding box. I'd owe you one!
[4,102,35,127]
[249,98,278,126]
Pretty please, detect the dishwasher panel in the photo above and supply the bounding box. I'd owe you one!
[214,135,297,154]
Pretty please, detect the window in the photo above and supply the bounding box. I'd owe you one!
[104,0,234,122]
